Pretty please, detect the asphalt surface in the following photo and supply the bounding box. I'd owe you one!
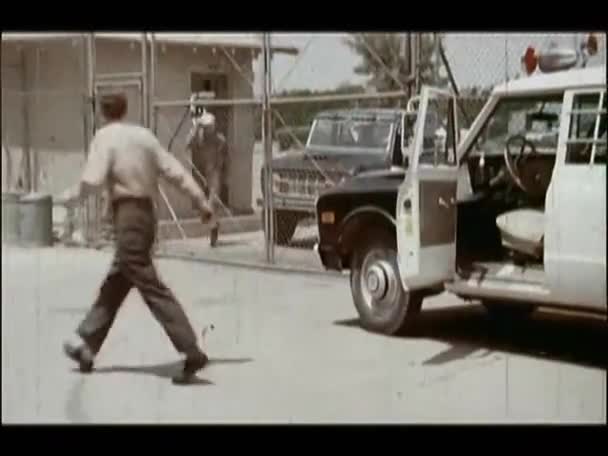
[2,245,606,423]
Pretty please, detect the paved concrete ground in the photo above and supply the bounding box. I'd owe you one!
[158,224,322,273]
[2,245,606,424]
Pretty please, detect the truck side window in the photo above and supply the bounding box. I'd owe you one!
[566,92,603,165]
[593,94,607,165]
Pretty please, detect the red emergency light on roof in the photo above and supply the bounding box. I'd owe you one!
[586,33,598,56]
[522,34,600,76]
[522,46,538,75]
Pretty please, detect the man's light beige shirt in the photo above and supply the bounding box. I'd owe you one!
[80,122,205,206]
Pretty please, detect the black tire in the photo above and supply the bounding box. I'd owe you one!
[482,300,536,320]
[262,210,299,246]
[349,228,423,336]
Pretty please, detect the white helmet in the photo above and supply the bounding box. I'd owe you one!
[190,93,205,118]
[199,111,216,126]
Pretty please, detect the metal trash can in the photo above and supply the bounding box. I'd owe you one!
[1,192,23,244]
[18,192,54,247]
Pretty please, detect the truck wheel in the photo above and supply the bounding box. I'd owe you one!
[482,300,536,320]
[262,210,299,246]
[350,228,423,335]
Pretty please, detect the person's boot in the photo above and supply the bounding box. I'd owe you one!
[63,340,95,373]
[172,349,208,384]
[210,226,219,248]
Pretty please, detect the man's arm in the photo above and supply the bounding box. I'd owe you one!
[57,135,110,206]
[220,136,230,180]
[153,135,210,212]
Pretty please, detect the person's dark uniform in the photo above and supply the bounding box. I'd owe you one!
[61,94,214,382]
[186,111,228,247]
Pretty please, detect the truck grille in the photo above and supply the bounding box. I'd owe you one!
[275,169,344,196]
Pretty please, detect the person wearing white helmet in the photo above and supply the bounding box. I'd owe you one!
[186,101,228,247]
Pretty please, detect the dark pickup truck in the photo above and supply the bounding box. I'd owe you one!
[260,108,410,244]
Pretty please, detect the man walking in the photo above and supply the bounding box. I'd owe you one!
[186,107,228,247]
[60,93,214,382]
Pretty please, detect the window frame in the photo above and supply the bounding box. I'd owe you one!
[565,90,607,166]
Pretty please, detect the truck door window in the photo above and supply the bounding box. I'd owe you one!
[566,91,606,165]
[419,97,456,166]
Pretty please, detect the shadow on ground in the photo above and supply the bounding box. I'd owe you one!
[335,304,607,369]
[214,240,249,248]
[73,357,253,386]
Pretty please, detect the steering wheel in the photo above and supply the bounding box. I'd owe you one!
[504,134,539,195]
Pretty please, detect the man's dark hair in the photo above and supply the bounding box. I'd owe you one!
[100,93,128,121]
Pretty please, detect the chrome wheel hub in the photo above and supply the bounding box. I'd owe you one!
[360,250,401,318]
[366,264,388,300]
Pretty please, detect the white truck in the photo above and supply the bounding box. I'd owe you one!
[315,40,606,334]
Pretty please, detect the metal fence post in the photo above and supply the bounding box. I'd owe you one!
[262,33,275,264]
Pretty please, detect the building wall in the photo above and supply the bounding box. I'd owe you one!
[1,39,87,195]
[1,38,257,221]
[1,44,25,191]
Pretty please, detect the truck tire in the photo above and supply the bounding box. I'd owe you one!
[262,210,299,246]
[350,228,423,335]
[482,300,536,320]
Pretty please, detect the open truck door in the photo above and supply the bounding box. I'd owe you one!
[397,86,459,291]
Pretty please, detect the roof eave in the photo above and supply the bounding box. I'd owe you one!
[1,33,299,56]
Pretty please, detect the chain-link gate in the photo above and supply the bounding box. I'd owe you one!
[263,33,415,270]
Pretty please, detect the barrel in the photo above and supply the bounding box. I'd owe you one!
[1,192,23,244]
[18,192,54,247]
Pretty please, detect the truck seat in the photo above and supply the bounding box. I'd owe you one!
[495,208,544,259]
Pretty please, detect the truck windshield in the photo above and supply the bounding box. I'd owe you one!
[470,95,564,157]
[308,117,393,151]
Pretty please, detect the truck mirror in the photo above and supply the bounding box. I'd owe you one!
[403,155,410,168]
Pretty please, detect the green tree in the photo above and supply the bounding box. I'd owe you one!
[344,33,449,94]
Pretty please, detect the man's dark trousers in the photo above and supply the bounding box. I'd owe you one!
[76,197,198,356]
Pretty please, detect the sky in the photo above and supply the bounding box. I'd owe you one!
[253,33,606,95]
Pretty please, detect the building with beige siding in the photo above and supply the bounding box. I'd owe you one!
[1,33,297,221]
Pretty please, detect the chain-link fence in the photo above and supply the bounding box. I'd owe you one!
[2,32,605,273]
[259,33,413,269]
[260,32,606,272]
[440,33,607,130]
[1,35,96,245]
